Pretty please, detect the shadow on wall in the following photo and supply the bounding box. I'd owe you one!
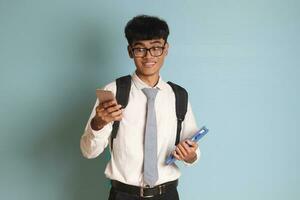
[29,19,119,200]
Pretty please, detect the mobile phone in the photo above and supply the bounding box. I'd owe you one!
[96,89,115,103]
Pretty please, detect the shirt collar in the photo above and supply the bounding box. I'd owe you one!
[131,71,168,90]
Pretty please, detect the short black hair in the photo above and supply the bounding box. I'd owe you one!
[125,15,169,45]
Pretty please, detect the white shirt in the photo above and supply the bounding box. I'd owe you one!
[80,72,201,187]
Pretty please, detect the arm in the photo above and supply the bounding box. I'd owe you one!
[173,101,201,165]
[80,98,113,159]
[80,82,122,159]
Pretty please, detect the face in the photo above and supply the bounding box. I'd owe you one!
[127,38,169,79]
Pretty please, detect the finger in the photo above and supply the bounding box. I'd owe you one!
[112,113,123,121]
[102,99,118,108]
[182,141,192,153]
[172,151,182,160]
[100,112,121,124]
[96,104,105,112]
[106,104,122,114]
[96,107,104,114]
[173,150,182,160]
[186,140,198,150]
[175,146,185,159]
[110,109,123,117]
[96,108,108,118]
[177,144,188,157]
[186,140,196,147]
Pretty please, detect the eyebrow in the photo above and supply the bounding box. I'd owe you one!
[150,41,163,44]
[132,42,145,47]
[132,41,163,47]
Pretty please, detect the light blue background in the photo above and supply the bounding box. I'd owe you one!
[0,0,299,199]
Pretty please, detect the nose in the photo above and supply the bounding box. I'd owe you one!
[145,49,152,58]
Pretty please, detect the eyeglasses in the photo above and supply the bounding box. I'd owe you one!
[130,44,166,58]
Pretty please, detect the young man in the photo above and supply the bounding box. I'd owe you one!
[80,15,200,200]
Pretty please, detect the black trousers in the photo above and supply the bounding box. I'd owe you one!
[108,187,180,200]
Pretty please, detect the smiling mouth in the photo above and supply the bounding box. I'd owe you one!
[142,62,156,67]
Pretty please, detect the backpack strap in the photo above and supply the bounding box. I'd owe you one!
[167,81,188,146]
[111,75,132,150]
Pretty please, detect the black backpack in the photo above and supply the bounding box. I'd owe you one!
[110,75,188,150]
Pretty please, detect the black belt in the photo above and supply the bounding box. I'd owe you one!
[111,179,178,198]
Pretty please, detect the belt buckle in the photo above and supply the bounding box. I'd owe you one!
[158,185,164,195]
[140,185,154,198]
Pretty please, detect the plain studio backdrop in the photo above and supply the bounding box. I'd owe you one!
[0,0,299,199]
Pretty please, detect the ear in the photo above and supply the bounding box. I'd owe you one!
[127,45,133,58]
[164,42,169,56]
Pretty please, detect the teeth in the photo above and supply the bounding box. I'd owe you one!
[144,62,155,66]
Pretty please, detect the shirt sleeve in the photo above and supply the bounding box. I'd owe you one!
[180,101,201,166]
[80,82,116,159]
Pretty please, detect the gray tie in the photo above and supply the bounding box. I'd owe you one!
[142,88,159,187]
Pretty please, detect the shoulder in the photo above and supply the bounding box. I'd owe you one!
[101,75,132,96]
[101,81,117,96]
[166,81,189,98]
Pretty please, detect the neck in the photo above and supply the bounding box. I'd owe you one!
[136,71,159,87]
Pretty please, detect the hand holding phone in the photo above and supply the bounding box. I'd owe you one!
[91,89,123,131]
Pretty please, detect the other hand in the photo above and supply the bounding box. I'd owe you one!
[172,140,198,163]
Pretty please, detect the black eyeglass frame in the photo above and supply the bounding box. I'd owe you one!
[130,42,167,58]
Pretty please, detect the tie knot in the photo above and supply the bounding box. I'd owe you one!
[142,88,159,100]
